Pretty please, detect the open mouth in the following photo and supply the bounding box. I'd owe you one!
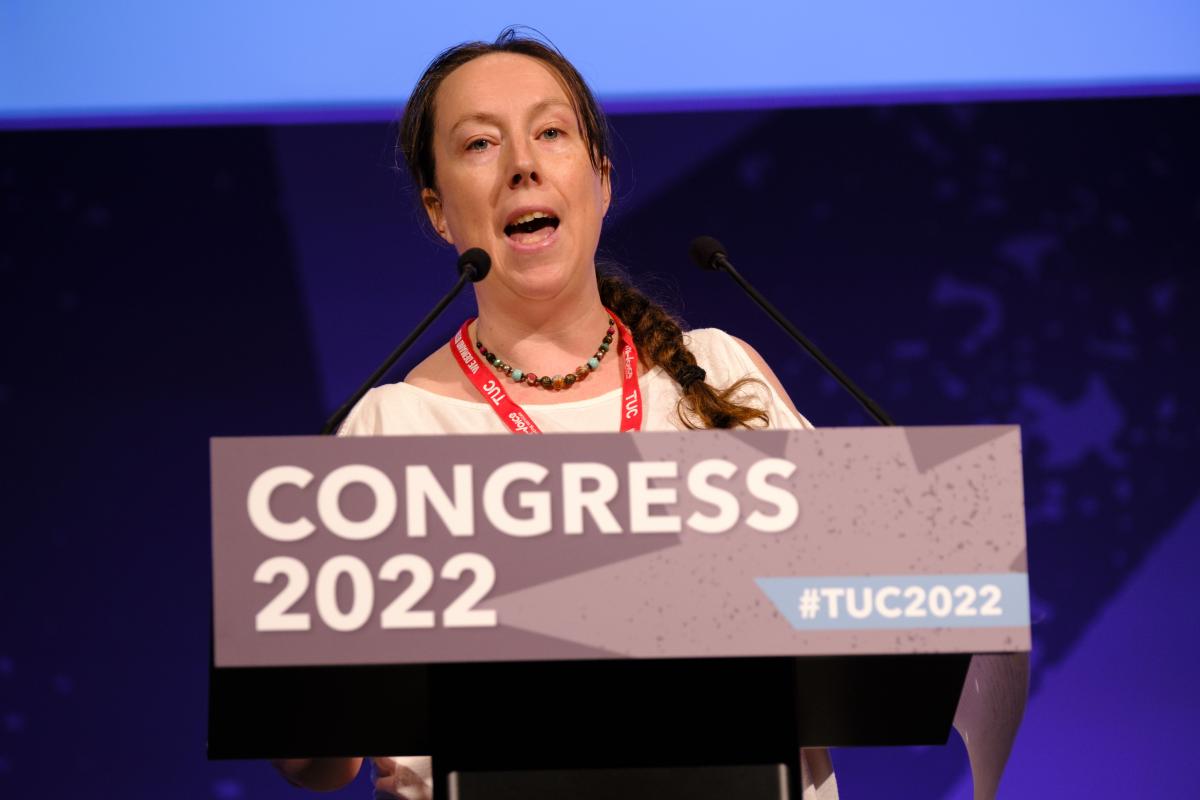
[504,210,560,246]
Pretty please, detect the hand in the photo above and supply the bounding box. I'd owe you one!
[372,757,433,800]
[271,758,362,792]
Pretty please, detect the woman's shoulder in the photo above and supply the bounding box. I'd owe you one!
[681,326,814,430]
[337,382,426,436]
[680,327,759,379]
[339,378,503,436]
[337,347,484,436]
[403,343,479,401]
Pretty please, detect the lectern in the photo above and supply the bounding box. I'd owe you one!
[208,426,1029,798]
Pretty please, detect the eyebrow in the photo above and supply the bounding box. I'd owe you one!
[448,98,575,135]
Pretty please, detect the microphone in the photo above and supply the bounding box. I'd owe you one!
[689,236,895,426]
[456,247,491,282]
[320,248,492,435]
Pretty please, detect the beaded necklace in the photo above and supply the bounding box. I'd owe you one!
[449,309,643,434]
[474,315,616,391]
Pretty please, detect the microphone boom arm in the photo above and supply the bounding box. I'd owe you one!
[713,252,896,427]
[320,253,488,435]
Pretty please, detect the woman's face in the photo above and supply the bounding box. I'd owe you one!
[423,52,610,302]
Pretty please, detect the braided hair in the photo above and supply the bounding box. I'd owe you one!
[598,272,769,430]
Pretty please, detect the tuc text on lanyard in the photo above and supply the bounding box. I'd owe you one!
[449,310,643,434]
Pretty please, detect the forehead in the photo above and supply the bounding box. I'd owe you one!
[435,52,574,129]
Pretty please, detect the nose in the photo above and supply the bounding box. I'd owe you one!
[507,139,540,188]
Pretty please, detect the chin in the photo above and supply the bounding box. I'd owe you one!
[494,253,588,302]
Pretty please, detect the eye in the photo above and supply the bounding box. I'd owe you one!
[540,128,563,141]
[466,138,490,152]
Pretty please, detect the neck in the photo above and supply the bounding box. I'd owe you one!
[472,279,612,377]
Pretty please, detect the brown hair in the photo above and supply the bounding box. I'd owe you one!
[398,28,770,429]
[398,28,610,195]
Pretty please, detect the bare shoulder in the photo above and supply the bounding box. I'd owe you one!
[727,334,805,422]
[404,345,478,402]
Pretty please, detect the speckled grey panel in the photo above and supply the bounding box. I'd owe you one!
[211,426,1028,666]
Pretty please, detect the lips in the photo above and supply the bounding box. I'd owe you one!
[503,207,560,248]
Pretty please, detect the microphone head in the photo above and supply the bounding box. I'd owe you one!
[689,236,727,271]
[457,248,491,282]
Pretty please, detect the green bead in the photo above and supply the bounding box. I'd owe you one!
[587,357,600,370]
[540,376,553,388]
[564,373,577,386]
[598,342,610,352]
[512,369,524,382]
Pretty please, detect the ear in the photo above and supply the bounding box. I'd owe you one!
[421,188,454,244]
[599,158,613,217]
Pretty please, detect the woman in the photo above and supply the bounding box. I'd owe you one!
[277,30,829,797]
[320,34,808,441]
[274,29,1020,800]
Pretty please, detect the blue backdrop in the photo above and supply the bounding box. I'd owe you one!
[1,94,1197,797]
[3,2,1198,124]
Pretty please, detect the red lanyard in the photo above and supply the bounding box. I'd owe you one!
[449,309,643,434]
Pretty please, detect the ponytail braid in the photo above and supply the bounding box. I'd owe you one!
[597,273,770,430]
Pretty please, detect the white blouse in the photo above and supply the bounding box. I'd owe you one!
[340,328,813,436]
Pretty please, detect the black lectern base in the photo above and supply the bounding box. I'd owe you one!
[445,764,790,800]
[211,654,971,799]
[209,654,971,759]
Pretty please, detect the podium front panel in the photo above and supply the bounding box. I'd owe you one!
[209,426,1020,757]
[211,426,1029,669]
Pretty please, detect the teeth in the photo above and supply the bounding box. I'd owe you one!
[511,211,551,226]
